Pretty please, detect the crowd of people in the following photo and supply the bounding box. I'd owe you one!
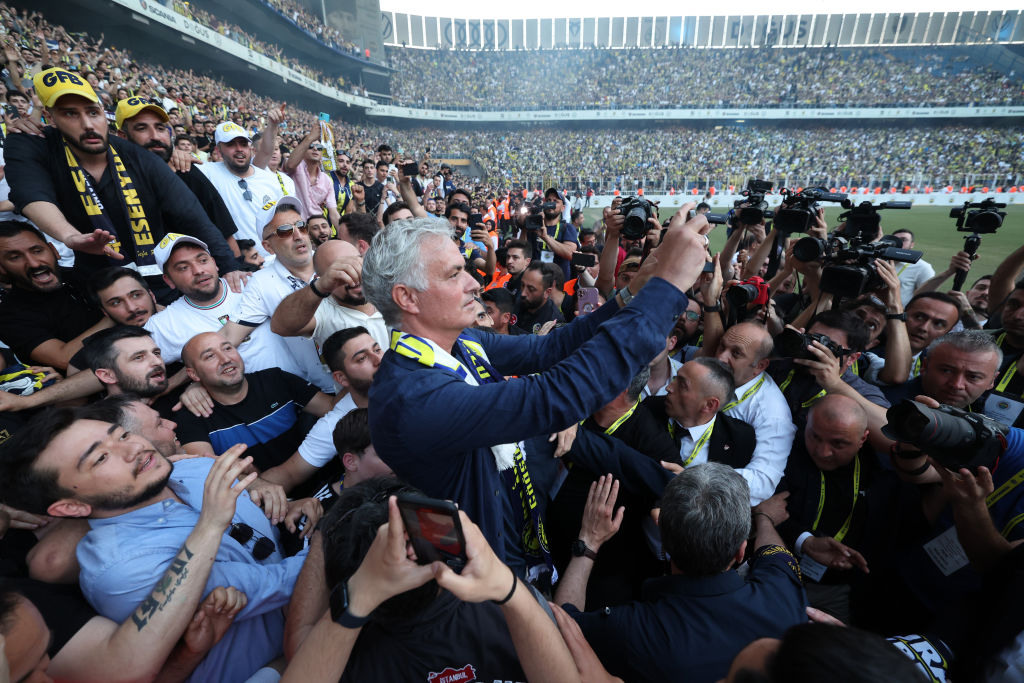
[259,0,362,58]
[387,45,1024,110]
[0,7,1024,683]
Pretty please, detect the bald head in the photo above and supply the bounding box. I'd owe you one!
[714,321,774,386]
[314,238,360,275]
[181,331,228,368]
[805,394,869,471]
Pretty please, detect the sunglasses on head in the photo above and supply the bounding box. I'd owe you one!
[266,221,308,239]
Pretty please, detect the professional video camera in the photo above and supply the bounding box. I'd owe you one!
[774,187,851,235]
[951,197,1006,234]
[774,328,850,361]
[837,200,912,242]
[619,196,655,240]
[882,399,1009,472]
[950,198,1007,291]
[733,179,776,225]
[793,234,922,296]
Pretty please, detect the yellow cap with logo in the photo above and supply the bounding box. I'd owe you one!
[33,68,99,108]
[115,97,168,130]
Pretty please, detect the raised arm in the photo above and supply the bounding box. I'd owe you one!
[595,207,624,299]
[989,242,1024,318]
[253,105,285,170]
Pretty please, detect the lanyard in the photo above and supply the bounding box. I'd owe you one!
[995,333,1020,395]
[912,355,921,379]
[897,263,909,277]
[603,398,640,436]
[778,370,827,408]
[722,374,765,412]
[986,466,1024,538]
[813,455,861,542]
[667,418,716,466]
[64,140,159,275]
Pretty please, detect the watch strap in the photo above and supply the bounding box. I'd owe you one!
[618,286,634,306]
[309,277,330,298]
[329,581,370,629]
[572,539,598,561]
[701,302,722,313]
[886,312,906,322]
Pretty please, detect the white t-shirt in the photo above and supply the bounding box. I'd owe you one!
[897,259,935,306]
[297,393,357,467]
[197,162,284,256]
[144,279,301,377]
[312,298,389,353]
[234,258,335,392]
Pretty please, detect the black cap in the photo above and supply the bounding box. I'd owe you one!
[544,187,561,200]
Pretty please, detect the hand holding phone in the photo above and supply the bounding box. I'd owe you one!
[396,492,468,572]
[402,161,418,177]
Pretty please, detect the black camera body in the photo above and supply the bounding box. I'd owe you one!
[775,328,848,361]
[882,400,1009,472]
[619,196,655,240]
[774,187,851,235]
[733,179,775,225]
[837,201,912,242]
[793,234,922,297]
[951,198,1006,234]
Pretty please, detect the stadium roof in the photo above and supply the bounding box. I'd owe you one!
[380,0,1021,20]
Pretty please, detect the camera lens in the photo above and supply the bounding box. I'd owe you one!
[792,236,827,262]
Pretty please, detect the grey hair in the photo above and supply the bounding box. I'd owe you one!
[362,216,454,327]
[659,462,751,576]
[690,357,736,406]
[927,330,1003,368]
[626,366,651,403]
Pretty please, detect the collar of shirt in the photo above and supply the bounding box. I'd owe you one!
[268,257,313,290]
[641,568,744,600]
[673,415,716,445]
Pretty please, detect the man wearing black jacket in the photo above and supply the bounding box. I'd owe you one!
[5,68,244,303]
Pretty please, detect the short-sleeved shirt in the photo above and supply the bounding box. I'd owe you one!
[234,259,334,391]
[297,392,356,468]
[285,162,336,219]
[144,279,301,377]
[0,270,102,364]
[567,545,807,683]
[173,368,318,471]
[528,219,579,281]
[311,298,388,353]
[197,162,284,257]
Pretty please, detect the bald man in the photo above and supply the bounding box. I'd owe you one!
[763,394,894,623]
[174,332,333,481]
[270,238,388,352]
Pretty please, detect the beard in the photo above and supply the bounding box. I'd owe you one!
[83,462,171,512]
[144,139,172,162]
[64,129,108,156]
[114,367,168,398]
[337,290,366,306]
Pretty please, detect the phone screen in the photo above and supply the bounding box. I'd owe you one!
[396,493,467,571]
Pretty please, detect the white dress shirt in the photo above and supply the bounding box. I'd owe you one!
[722,371,796,505]
[674,415,716,466]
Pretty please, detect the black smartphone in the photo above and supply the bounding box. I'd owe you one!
[402,161,418,176]
[571,252,597,269]
[3,104,18,119]
[395,492,467,572]
[469,212,484,226]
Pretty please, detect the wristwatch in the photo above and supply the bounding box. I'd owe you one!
[701,301,722,313]
[618,286,634,306]
[885,311,906,322]
[309,277,330,298]
[329,581,370,629]
[571,539,598,561]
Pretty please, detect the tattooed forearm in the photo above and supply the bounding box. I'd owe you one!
[132,544,196,632]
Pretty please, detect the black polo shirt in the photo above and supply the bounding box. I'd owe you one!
[0,267,102,364]
[514,297,564,334]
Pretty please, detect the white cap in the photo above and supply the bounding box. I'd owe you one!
[256,196,305,239]
[214,121,251,145]
[154,233,210,271]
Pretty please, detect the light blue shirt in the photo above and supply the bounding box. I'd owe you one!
[76,457,307,683]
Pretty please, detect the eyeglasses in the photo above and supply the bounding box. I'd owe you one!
[266,221,308,239]
[229,522,276,561]
[237,178,253,202]
[682,311,701,322]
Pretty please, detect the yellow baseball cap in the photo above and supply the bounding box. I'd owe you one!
[33,67,100,107]
[115,97,168,130]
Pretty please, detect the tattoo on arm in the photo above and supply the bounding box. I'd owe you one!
[131,544,196,632]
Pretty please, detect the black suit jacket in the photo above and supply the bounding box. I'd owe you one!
[643,396,756,469]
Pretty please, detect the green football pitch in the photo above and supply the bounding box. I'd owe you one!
[580,205,1022,284]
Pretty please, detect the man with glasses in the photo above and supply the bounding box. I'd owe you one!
[197,121,285,258]
[282,127,340,234]
[0,409,307,682]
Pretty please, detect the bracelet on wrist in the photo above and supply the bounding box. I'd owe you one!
[309,277,330,298]
[752,511,775,527]
[492,569,518,606]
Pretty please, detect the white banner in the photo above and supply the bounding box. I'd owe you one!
[113,0,374,109]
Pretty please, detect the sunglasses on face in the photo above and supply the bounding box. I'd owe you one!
[267,221,308,239]
[228,522,276,561]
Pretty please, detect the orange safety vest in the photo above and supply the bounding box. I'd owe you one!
[486,271,512,291]
[564,278,578,297]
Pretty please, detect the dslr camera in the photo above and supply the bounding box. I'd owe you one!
[619,196,655,240]
[837,201,912,242]
[882,399,1009,471]
[725,276,771,311]
[774,328,849,361]
[774,187,851,235]
[793,233,922,297]
[951,198,1006,234]
[733,179,775,225]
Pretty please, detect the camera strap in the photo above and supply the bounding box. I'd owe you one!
[994,334,1020,395]
[778,370,827,408]
[812,455,860,543]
